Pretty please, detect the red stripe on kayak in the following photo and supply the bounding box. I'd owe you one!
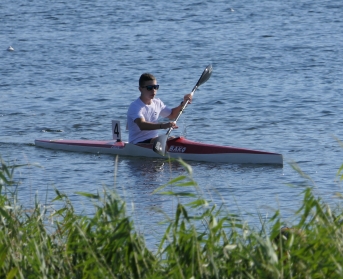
[165,137,279,155]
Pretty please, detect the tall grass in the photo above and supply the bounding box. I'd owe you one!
[1,156,343,278]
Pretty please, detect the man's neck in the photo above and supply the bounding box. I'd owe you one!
[140,96,152,105]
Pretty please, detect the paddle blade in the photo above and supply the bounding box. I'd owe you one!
[196,64,213,88]
[153,134,168,156]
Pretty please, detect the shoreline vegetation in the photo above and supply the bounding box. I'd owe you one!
[1,157,343,278]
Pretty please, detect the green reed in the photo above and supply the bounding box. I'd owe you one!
[1,156,343,278]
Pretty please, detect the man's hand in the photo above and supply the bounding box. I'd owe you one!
[162,121,178,129]
[183,93,193,104]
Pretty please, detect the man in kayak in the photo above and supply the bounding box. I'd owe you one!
[127,73,192,144]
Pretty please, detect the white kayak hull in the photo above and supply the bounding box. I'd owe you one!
[34,137,283,165]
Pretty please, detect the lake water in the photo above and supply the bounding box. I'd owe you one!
[1,0,343,247]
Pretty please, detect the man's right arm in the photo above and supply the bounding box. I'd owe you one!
[134,118,176,130]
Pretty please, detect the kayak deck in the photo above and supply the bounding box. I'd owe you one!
[34,137,283,165]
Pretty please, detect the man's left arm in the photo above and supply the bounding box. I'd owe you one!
[168,93,192,120]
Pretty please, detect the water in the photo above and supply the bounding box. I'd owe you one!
[1,0,343,247]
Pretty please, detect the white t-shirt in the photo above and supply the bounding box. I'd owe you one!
[127,97,172,144]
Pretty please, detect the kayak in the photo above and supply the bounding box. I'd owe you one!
[34,65,282,165]
[34,136,283,165]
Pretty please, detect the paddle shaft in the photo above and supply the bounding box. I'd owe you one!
[165,85,198,137]
[152,64,212,156]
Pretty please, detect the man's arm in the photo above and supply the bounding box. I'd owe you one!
[167,102,185,120]
[134,118,175,130]
[167,93,193,120]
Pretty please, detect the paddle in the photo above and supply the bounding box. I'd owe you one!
[153,64,213,156]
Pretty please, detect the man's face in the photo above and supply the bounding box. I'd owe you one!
[139,80,159,100]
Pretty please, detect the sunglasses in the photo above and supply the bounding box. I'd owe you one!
[142,84,159,91]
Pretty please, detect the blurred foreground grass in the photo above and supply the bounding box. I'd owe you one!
[1,157,343,279]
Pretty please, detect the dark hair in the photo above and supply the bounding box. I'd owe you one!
[139,73,156,87]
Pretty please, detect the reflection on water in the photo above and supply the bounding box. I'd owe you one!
[114,156,187,207]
